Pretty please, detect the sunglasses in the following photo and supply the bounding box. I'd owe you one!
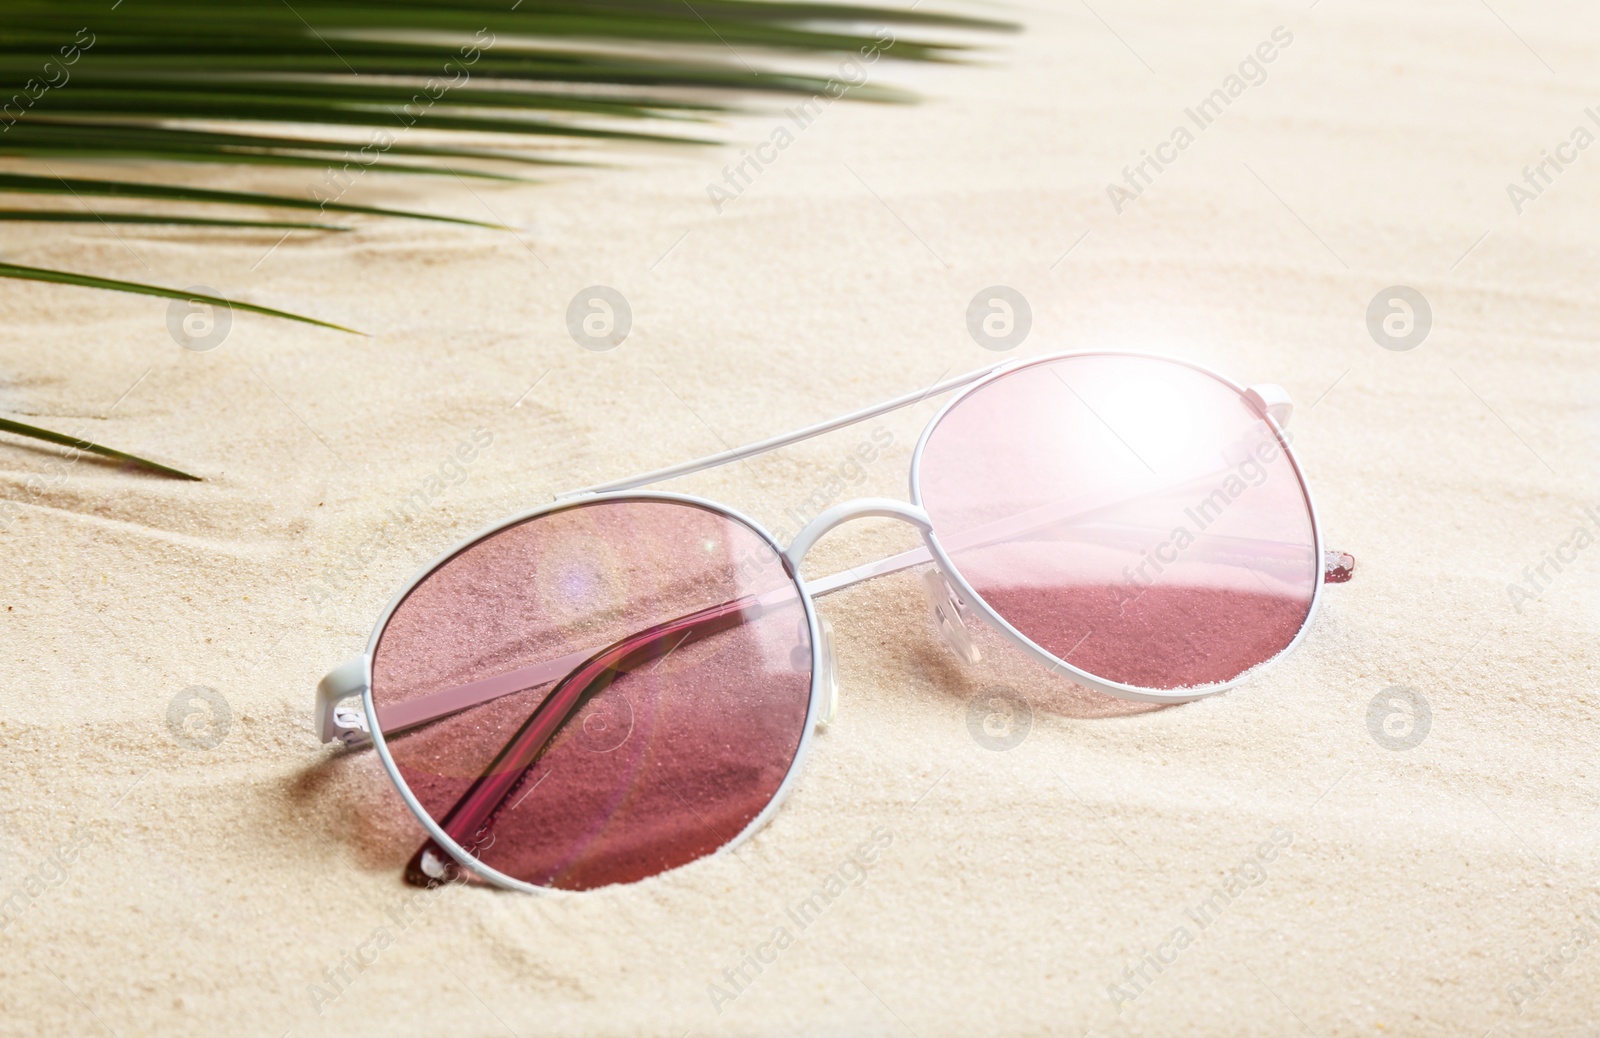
[315,352,1354,893]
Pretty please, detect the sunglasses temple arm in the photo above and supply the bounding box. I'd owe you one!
[403,539,1357,883]
[356,548,920,747]
[404,594,768,886]
[565,366,1287,502]
[354,649,592,745]
[350,481,1356,739]
[560,362,1009,498]
[334,583,802,747]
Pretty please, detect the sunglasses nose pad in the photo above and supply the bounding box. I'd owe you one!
[921,568,982,665]
[811,614,840,728]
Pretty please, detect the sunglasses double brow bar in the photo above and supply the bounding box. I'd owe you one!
[315,352,1355,887]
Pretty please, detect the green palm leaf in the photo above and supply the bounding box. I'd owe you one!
[0,416,200,480]
[0,210,348,230]
[3,119,594,172]
[0,173,507,226]
[0,2,1002,179]
[0,0,1011,475]
[1,1,1007,289]
[0,262,361,333]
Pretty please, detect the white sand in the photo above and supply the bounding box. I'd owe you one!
[2,0,1598,1034]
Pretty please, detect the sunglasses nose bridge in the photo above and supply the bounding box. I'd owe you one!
[781,497,933,572]
[920,568,982,665]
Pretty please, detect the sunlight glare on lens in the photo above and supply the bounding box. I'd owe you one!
[1097,374,1200,473]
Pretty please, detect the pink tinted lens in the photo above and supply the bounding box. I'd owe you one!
[370,498,812,891]
[917,355,1317,691]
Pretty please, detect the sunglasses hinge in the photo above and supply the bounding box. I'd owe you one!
[316,656,372,746]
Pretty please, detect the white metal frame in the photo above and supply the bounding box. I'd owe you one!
[346,493,823,896]
[317,350,1328,894]
[907,352,1324,705]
